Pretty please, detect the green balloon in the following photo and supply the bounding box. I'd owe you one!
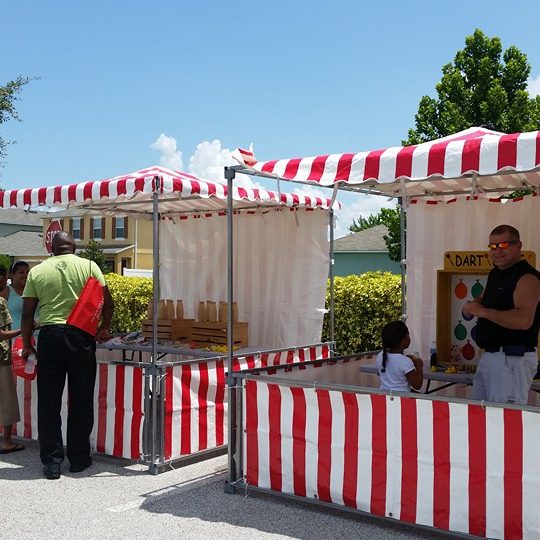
[471,280,484,299]
[454,320,467,341]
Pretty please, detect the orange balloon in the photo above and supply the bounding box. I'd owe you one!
[455,279,468,299]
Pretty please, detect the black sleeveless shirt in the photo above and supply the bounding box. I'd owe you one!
[475,259,540,348]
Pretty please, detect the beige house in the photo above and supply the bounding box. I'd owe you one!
[43,214,153,274]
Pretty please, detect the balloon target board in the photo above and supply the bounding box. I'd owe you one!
[436,251,536,365]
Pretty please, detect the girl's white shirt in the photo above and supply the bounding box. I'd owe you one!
[375,351,415,392]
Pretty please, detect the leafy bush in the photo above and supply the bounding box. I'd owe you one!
[105,273,153,333]
[322,272,402,355]
[0,254,12,274]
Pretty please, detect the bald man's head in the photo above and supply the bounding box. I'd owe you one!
[52,231,76,256]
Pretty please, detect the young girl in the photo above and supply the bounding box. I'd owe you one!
[375,320,424,392]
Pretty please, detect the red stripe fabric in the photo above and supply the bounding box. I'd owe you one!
[363,149,384,181]
[399,397,418,523]
[504,409,523,539]
[96,364,108,453]
[268,384,282,492]
[316,389,332,502]
[23,379,32,438]
[468,404,486,537]
[335,153,354,181]
[308,155,329,182]
[461,137,482,174]
[370,394,387,516]
[284,158,301,179]
[497,133,519,169]
[291,387,307,497]
[130,367,143,459]
[395,146,415,178]
[214,360,225,446]
[427,142,449,176]
[432,401,450,530]
[113,365,125,457]
[164,367,173,459]
[197,362,209,450]
[342,391,359,508]
[245,380,259,486]
[180,364,192,455]
[261,160,279,173]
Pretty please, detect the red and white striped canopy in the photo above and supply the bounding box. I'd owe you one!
[236,128,540,198]
[1,166,336,214]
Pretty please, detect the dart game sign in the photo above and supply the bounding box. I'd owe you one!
[443,251,536,272]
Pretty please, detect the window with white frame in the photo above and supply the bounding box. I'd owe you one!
[72,218,81,240]
[93,217,102,240]
[115,217,126,239]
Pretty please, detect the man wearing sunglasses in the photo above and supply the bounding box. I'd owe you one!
[463,224,540,405]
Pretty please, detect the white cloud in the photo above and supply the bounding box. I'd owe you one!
[527,74,540,97]
[150,135,397,227]
[150,133,183,170]
[333,194,396,239]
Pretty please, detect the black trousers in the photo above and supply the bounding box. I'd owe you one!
[37,325,96,465]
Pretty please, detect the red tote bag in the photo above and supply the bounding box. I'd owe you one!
[66,276,104,337]
[12,335,37,380]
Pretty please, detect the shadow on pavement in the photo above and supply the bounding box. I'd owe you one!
[139,472,441,540]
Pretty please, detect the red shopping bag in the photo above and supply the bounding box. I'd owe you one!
[12,335,37,380]
[66,276,104,337]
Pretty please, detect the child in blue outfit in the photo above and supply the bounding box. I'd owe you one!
[375,320,424,392]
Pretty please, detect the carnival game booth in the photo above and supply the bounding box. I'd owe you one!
[229,128,540,539]
[1,166,336,472]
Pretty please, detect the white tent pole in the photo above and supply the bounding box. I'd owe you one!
[399,195,407,320]
[224,166,238,493]
[329,208,335,344]
[149,176,160,475]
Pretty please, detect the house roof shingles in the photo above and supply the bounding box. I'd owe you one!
[334,224,389,252]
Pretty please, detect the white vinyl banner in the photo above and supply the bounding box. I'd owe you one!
[159,208,330,349]
[406,195,540,359]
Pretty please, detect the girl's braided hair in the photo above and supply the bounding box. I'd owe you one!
[380,320,409,373]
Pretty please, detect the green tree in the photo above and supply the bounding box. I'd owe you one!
[79,239,107,273]
[349,206,402,262]
[1,76,34,166]
[405,29,540,145]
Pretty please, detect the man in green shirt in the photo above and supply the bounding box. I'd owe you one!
[21,231,114,480]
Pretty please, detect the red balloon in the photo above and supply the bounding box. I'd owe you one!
[455,279,468,299]
[462,341,475,361]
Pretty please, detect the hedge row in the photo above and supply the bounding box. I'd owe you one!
[106,272,402,353]
[105,273,153,334]
[322,272,402,355]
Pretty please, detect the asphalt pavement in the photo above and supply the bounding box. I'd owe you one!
[1,438,459,539]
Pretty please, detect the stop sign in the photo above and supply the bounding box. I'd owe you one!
[44,219,63,253]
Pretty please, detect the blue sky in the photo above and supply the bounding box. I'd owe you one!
[2,0,540,236]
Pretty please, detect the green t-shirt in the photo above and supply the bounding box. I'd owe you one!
[23,254,106,326]
[0,297,13,365]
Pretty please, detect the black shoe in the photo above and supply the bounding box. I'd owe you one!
[43,462,61,480]
[70,458,92,473]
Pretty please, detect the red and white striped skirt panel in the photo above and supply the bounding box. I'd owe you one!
[90,364,145,460]
[163,344,332,460]
[243,380,540,539]
[232,344,331,371]
[10,363,144,460]
[164,359,227,459]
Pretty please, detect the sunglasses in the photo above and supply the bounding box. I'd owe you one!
[488,240,519,250]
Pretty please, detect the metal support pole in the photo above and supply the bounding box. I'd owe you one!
[224,166,237,493]
[149,176,161,474]
[399,196,407,320]
[328,209,335,345]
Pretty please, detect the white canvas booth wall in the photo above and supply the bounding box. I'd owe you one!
[160,208,329,348]
[407,194,540,358]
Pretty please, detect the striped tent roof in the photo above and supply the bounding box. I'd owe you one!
[0,166,336,215]
[235,128,540,198]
